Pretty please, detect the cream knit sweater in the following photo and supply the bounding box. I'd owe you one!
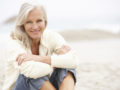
[3,30,77,90]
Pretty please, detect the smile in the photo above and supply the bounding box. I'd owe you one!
[31,30,40,34]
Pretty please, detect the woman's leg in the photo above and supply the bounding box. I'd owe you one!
[13,74,28,90]
[59,71,75,90]
[13,74,56,90]
[49,68,76,90]
[40,81,56,90]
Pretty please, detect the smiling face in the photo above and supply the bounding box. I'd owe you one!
[24,8,46,41]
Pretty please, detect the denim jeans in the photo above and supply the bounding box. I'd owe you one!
[13,68,76,90]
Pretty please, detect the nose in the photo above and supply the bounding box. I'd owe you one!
[32,23,38,29]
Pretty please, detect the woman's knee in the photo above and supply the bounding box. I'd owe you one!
[59,71,75,90]
[66,69,77,83]
[40,81,56,90]
[55,68,77,83]
[49,68,76,90]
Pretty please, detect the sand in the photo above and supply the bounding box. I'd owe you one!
[0,31,120,90]
[70,39,120,90]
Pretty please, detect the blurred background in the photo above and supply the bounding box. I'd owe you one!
[0,0,120,42]
[0,0,120,90]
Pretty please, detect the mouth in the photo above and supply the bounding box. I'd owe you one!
[30,30,40,34]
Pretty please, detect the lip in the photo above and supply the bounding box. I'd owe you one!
[31,30,40,34]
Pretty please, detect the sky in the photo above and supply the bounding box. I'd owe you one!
[0,0,120,33]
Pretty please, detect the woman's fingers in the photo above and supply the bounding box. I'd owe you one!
[17,54,26,65]
[58,45,71,55]
[18,58,23,65]
[16,53,25,61]
[16,54,48,65]
[63,45,71,51]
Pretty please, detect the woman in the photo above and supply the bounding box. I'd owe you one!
[3,2,77,90]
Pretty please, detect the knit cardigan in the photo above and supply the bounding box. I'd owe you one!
[3,30,78,90]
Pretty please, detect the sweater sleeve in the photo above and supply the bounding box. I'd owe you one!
[6,39,52,79]
[50,32,78,69]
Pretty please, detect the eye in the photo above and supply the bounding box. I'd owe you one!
[26,21,32,24]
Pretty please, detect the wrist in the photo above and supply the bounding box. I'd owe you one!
[46,56,51,65]
[39,56,51,65]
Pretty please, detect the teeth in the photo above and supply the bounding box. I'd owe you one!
[30,30,40,33]
[31,31,39,32]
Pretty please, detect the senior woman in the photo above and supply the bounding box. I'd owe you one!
[3,2,77,90]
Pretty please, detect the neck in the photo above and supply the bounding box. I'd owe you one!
[32,39,40,46]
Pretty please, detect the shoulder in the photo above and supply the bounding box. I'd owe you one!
[43,30,61,38]
[7,38,21,47]
[6,37,24,51]
[41,30,66,50]
[41,30,67,50]
[42,30,65,41]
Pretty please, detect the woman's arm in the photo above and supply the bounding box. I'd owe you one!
[51,47,78,69]
[17,45,71,65]
[6,39,53,79]
[16,54,51,65]
[16,31,78,70]
[48,31,78,69]
[19,61,52,79]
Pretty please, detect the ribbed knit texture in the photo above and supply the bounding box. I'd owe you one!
[3,31,77,90]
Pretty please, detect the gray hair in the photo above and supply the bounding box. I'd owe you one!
[11,2,47,49]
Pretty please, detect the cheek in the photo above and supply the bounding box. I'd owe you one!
[40,22,46,30]
[24,25,31,33]
[24,24,31,30]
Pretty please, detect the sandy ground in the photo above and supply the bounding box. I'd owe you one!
[70,39,120,90]
[0,37,120,90]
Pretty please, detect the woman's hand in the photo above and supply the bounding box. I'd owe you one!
[16,54,51,65]
[16,45,70,65]
[57,45,71,55]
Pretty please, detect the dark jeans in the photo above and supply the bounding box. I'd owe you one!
[13,68,76,90]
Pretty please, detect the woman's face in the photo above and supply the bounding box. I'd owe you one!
[24,8,46,40]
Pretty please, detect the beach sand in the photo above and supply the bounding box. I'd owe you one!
[70,39,120,90]
[0,30,120,90]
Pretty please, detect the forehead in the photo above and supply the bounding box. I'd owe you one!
[26,8,44,19]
